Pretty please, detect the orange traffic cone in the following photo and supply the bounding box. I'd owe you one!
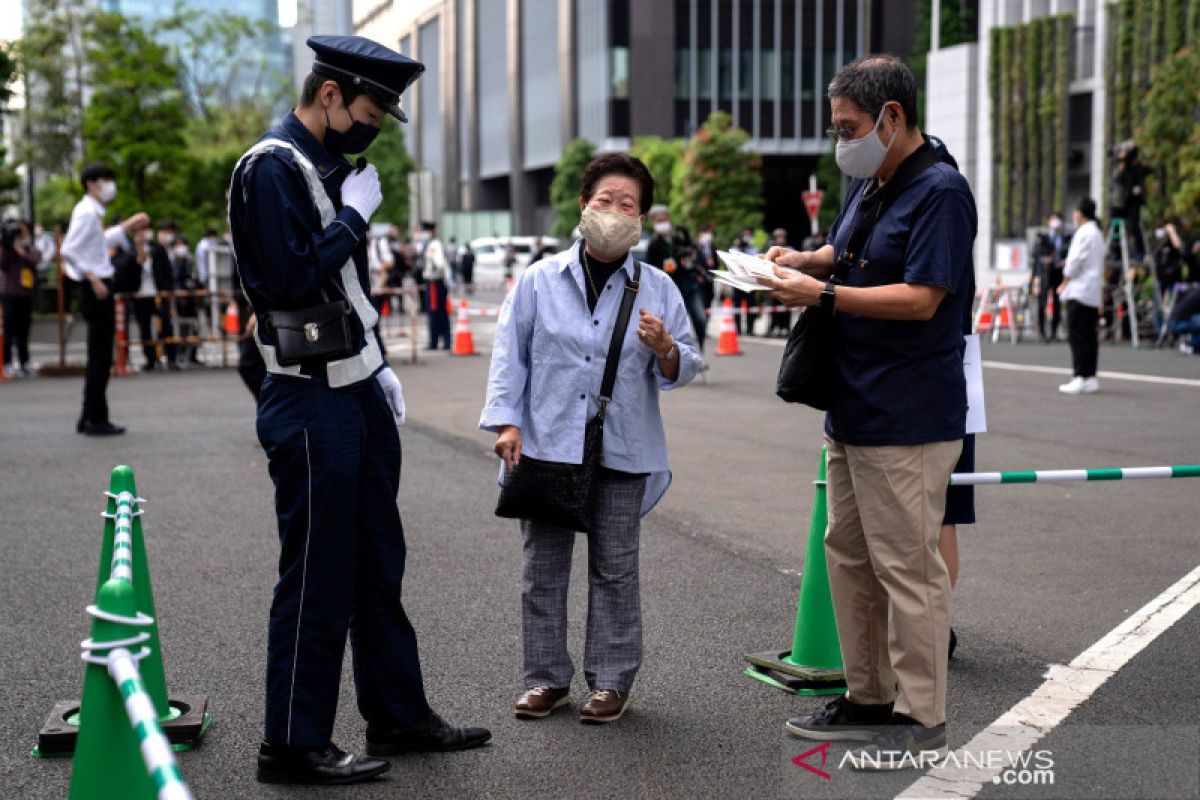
[223,301,240,336]
[452,300,477,356]
[975,308,993,332]
[997,305,1012,328]
[716,298,743,356]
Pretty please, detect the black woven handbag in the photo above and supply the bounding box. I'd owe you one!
[495,261,642,533]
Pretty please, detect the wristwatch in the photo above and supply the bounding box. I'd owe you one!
[819,281,837,315]
[657,341,678,360]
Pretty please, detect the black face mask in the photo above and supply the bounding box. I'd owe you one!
[324,99,380,155]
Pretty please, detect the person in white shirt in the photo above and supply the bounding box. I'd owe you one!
[59,162,150,435]
[1057,197,1106,395]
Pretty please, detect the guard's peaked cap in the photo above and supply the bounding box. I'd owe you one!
[307,35,425,122]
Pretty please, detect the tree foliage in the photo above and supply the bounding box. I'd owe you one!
[549,137,596,239]
[83,12,188,214]
[15,0,90,178]
[154,1,288,122]
[1137,46,1200,225]
[674,111,762,249]
[629,135,685,223]
[0,43,21,206]
[910,0,976,115]
[372,117,417,228]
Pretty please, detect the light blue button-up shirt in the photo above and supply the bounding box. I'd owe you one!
[480,241,703,514]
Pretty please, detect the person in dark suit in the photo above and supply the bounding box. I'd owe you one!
[1033,211,1069,342]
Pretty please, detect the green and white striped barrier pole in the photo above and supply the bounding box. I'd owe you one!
[950,464,1200,486]
[108,491,138,582]
[106,649,194,800]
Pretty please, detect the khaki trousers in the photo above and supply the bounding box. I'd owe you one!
[824,437,963,728]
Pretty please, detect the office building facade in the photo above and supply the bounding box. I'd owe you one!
[356,0,915,236]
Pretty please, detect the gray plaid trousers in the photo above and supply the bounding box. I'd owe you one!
[519,472,647,692]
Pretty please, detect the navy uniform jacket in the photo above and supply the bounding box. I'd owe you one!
[229,111,378,365]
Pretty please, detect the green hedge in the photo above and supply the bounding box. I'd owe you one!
[988,14,1072,237]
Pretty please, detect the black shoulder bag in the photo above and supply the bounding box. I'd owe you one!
[261,282,358,367]
[776,145,941,409]
[495,262,642,533]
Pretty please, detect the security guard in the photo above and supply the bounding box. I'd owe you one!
[229,36,491,786]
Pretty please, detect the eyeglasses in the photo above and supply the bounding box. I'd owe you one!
[825,104,890,142]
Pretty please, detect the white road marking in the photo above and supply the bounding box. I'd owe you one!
[738,339,1200,387]
[895,563,1200,799]
[982,359,1200,388]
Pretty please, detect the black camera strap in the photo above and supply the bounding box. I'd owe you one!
[838,141,942,278]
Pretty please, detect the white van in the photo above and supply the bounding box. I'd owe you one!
[468,236,562,285]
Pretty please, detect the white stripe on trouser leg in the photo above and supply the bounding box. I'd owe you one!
[286,428,314,745]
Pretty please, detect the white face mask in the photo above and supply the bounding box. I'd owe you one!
[1048,219,1062,232]
[1154,227,1167,241]
[579,206,642,259]
[98,180,118,204]
[835,107,898,179]
[653,220,672,235]
[699,232,713,245]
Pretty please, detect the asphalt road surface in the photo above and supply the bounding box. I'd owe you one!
[1,302,1197,799]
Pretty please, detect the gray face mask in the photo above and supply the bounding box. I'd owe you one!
[835,107,898,179]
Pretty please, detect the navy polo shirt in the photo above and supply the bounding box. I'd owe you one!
[825,153,977,446]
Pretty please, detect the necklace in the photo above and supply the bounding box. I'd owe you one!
[580,250,600,302]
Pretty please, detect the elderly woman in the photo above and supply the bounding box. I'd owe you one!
[480,153,702,725]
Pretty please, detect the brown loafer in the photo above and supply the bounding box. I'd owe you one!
[579,690,630,724]
[514,686,570,719]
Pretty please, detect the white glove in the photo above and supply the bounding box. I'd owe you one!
[376,366,406,426]
[341,164,382,224]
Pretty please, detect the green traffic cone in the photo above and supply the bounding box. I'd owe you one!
[782,447,842,671]
[744,446,846,695]
[68,579,157,800]
[95,466,170,720]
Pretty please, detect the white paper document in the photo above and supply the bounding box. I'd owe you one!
[710,250,798,292]
[963,333,987,434]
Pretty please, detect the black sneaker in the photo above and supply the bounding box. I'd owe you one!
[846,714,948,771]
[784,696,894,741]
[949,628,958,660]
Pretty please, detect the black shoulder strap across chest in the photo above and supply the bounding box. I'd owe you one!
[838,143,942,278]
[598,261,642,409]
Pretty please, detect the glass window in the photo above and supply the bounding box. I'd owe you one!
[675,48,691,100]
[697,48,712,100]
[761,50,776,100]
[719,48,733,100]
[781,49,795,100]
[611,46,630,99]
[739,48,753,97]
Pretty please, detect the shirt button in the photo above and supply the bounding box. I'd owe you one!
[593,319,599,326]
[585,356,591,362]
[579,394,585,400]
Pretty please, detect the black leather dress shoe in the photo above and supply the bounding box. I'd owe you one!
[365,712,492,755]
[81,421,126,436]
[256,741,390,785]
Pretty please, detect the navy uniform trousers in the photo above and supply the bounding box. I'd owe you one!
[256,372,430,747]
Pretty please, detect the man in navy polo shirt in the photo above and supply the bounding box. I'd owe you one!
[759,54,975,768]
